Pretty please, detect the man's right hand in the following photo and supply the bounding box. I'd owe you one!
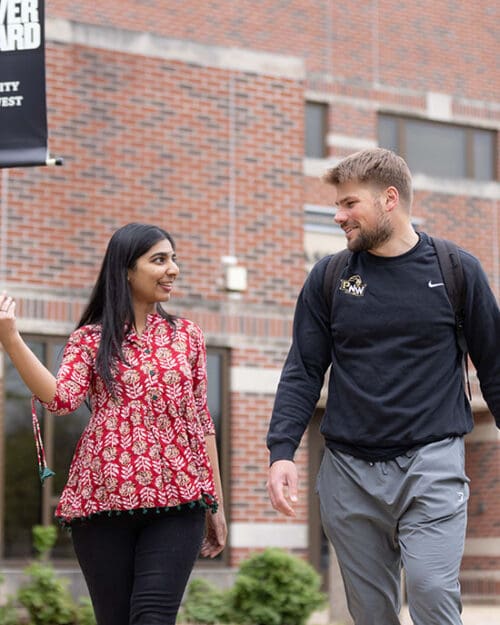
[266,459,298,517]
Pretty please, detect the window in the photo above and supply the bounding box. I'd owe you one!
[305,102,328,158]
[379,114,497,181]
[304,204,345,269]
[2,337,88,559]
[203,347,230,564]
[1,336,229,561]
[206,347,230,511]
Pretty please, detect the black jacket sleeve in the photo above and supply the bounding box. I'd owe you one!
[266,257,333,463]
[462,251,500,426]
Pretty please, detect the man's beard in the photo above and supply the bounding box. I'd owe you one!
[346,202,393,253]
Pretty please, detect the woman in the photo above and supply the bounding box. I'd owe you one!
[0,223,227,625]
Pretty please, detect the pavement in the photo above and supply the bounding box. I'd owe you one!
[312,603,500,625]
[400,603,500,625]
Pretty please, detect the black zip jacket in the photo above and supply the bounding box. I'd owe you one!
[267,233,500,463]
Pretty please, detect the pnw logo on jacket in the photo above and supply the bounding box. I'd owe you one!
[339,274,367,297]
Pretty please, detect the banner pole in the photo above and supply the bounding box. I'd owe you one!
[46,157,64,166]
[0,169,8,289]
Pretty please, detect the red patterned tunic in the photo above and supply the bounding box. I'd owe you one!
[37,313,218,525]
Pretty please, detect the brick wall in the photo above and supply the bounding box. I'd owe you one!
[2,20,307,570]
[6,44,305,306]
[1,0,498,599]
[45,1,498,102]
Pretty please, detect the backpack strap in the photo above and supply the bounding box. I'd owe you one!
[322,248,352,316]
[430,236,471,399]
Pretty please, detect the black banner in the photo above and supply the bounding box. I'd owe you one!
[0,0,49,167]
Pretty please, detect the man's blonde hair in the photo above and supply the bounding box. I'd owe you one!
[324,148,413,209]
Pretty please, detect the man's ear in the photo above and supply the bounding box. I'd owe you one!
[384,186,399,211]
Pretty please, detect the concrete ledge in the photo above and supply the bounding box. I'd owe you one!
[46,18,305,79]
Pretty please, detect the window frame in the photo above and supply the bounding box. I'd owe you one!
[0,333,65,562]
[305,101,329,159]
[378,113,497,181]
[199,345,231,567]
[0,335,231,566]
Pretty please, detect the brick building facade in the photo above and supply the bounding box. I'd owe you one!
[0,0,498,604]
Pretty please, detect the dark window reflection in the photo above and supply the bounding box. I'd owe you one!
[51,342,91,558]
[4,341,45,558]
[207,352,222,448]
[305,102,328,158]
[3,338,227,560]
[378,114,497,181]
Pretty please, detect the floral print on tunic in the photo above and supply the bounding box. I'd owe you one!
[36,314,217,525]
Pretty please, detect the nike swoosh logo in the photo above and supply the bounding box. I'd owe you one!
[428,281,444,288]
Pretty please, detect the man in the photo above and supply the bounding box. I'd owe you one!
[266,148,500,625]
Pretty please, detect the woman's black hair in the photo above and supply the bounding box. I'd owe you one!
[77,222,177,391]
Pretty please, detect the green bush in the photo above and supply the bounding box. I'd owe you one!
[0,525,96,625]
[0,573,22,625]
[0,561,95,625]
[32,526,57,559]
[182,548,326,625]
[18,562,77,625]
[17,526,78,625]
[0,599,21,625]
[180,578,233,624]
[74,597,96,625]
[0,526,96,625]
[230,548,326,625]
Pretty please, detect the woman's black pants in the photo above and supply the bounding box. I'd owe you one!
[71,507,205,625]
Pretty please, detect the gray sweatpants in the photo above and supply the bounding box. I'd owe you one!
[317,437,469,625]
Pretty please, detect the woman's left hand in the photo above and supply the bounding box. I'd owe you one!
[200,508,227,558]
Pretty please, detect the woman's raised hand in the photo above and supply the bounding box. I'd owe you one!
[0,291,18,346]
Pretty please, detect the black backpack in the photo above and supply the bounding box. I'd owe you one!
[322,236,470,398]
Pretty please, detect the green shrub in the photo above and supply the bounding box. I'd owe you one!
[0,599,21,625]
[230,548,326,625]
[182,548,326,625]
[180,578,233,624]
[32,526,57,560]
[0,526,96,625]
[18,561,77,625]
[17,525,78,625]
[75,597,96,625]
[0,572,25,625]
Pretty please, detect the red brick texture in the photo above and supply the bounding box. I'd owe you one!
[0,0,497,597]
[45,1,498,102]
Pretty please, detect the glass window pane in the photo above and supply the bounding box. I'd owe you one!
[378,115,398,152]
[207,351,223,454]
[473,129,495,181]
[201,350,226,562]
[51,406,90,496]
[3,338,91,559]
[305,102,327,158]
[50,343,90,494]
[4,341,45,558]
[304,206,337,231]
[405,120,467,178]
[49,342,91,558]
[4,341,228,559]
